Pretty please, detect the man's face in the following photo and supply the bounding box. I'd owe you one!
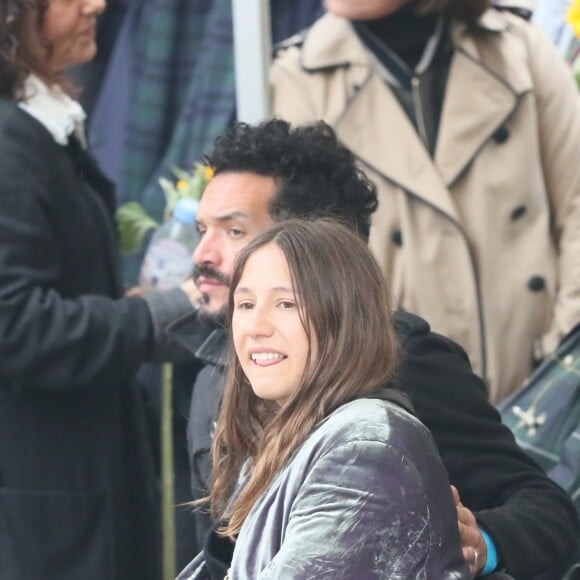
[193,172,276,325]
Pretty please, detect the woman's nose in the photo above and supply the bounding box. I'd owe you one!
[246,306,275,338]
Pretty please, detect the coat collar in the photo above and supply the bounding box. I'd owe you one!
[301,13,368,72]
[300,9,532,218]
[18,75,87,147]
[300,10,510,72]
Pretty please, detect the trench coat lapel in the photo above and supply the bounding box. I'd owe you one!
[435,15,531,187]
[435,45,517,187]
[334,73,460,221]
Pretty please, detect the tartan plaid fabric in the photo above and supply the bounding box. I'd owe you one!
[498,326,580,513]
[121,0,217,210]
[122,0,323,222]
[132,0,235,222]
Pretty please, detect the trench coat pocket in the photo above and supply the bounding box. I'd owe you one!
[0,487,114,580]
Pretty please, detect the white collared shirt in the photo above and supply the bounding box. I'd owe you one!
[18,75,86,147]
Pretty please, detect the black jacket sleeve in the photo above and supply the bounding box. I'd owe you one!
[392,310,579,579]
[0,105,192,391]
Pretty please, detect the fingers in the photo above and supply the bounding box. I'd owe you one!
[461,545,479,578]
[457,503,477,527]
[452,486,487,577]
[125,286,144,297]
[450,484,460,506]
[456,503,486,577]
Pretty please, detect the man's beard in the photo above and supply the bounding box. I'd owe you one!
[198,301,227,328]
[193,264,230,328]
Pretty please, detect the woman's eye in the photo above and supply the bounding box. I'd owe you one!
[237,301,254,310]
[279,301,296,309]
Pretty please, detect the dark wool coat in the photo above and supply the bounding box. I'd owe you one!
[0,101,161,580]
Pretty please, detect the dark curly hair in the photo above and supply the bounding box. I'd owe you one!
[203,119,378,241]
[0,0,55,100]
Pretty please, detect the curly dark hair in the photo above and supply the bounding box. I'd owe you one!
[0,0,54,99]
[203,119,378,241]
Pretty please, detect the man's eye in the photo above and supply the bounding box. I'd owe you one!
[229,228,244,238]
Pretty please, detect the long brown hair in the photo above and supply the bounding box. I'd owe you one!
[415,0,490,21]
[0,0,62,99]
[209,218,400,537]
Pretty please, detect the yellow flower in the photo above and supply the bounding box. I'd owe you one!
[203,165,214,181]
[568,0,580,37]
[176,179,188,190]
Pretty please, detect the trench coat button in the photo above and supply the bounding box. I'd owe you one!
[511,205,527,221]
[492,125,510,144]
[391,229,403,247]
[528,275,546,292]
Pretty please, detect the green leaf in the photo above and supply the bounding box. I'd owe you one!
[116,202,159,254]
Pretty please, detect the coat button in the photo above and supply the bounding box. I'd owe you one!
[528,275,546,292]
[391,229,403,246]
[511,205,527,221]
[492,126,510,144]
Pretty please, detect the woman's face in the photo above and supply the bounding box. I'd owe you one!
[232,243,317,406]
[25,0,106,74]
[324,0,412,20]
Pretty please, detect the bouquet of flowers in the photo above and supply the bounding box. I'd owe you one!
[568,0,580,37]
[116,163,213,254]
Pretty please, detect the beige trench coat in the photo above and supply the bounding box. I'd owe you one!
[271,9,580,402]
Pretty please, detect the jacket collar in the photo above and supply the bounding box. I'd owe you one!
[167,310,227,367]
[301,13,366,72]
[18,75,87,147]
[300,10,510,72]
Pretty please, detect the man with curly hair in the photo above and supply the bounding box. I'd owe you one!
[169,118,578,579]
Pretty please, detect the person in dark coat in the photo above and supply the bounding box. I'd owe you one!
[0,1,197,579]
[168,119,579,579]
[177,218,469,580]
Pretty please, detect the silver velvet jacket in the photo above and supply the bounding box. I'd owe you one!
[177,398,469,579]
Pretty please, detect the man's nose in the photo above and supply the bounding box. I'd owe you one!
[193,232,221,267]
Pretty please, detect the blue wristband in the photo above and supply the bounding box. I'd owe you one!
[479,528,498,576]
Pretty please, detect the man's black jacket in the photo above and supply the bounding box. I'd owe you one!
[169,309,579,579]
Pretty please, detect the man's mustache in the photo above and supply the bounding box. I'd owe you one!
[193,264,231,287]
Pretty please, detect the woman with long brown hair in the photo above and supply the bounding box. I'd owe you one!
[178,218,468,579]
